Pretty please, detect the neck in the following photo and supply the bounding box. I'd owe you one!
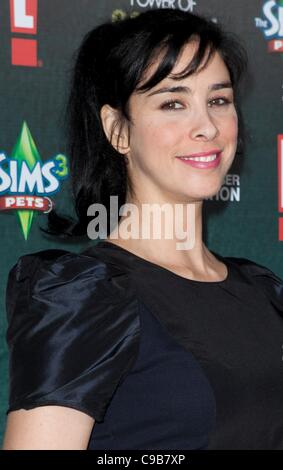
[107,196,217,275]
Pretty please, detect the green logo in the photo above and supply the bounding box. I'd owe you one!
[0,122,69,240]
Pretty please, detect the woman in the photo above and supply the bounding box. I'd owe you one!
[3,8,283,450]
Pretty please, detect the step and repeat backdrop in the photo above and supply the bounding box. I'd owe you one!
[0,0,282,441]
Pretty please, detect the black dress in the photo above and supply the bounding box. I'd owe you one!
[5,240,283,449]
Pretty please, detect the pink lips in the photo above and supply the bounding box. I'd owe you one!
[176,150,222,169]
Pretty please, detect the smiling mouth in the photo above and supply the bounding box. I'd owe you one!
[177,154,218,162]
[176,151,222,169]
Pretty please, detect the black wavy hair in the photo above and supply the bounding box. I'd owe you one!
[43,8,248,238]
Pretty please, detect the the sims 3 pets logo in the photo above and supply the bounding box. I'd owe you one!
[255,0,283,52]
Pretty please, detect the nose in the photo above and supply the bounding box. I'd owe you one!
[189,106,219,141]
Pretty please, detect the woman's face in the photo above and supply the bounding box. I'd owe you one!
[125,41,238,204]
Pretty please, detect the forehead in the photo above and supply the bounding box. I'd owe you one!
[173,43,228,76]
[136,41,230,95]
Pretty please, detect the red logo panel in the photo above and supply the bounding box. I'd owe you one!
[10,0,37,34]
[10,0,38,67]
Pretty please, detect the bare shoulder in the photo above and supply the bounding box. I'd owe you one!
[2,406,95,450]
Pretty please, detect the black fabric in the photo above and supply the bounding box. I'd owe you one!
[6,248,140,423]
[5,240,283,449]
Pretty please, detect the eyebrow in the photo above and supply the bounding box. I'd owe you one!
[146,81,233,97]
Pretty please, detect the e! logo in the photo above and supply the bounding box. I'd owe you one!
[10,0,39,67]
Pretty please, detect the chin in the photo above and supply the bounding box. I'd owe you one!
[184,182,224,201]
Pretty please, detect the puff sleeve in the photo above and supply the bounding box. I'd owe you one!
[5,249,140,422]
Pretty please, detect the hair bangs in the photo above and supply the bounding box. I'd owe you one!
[135,31,218,94]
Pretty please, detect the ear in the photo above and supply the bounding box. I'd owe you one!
[100,104,130,155]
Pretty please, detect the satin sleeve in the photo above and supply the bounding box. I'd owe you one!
[5,249,140,422]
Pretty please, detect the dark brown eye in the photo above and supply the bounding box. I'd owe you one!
[160,100,184,110]
[208,97,232,107]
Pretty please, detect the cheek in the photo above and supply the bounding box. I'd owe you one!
[220,113,238,142]
[135,117,181,151]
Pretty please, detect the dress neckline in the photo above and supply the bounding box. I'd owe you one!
[95,239,232,285]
